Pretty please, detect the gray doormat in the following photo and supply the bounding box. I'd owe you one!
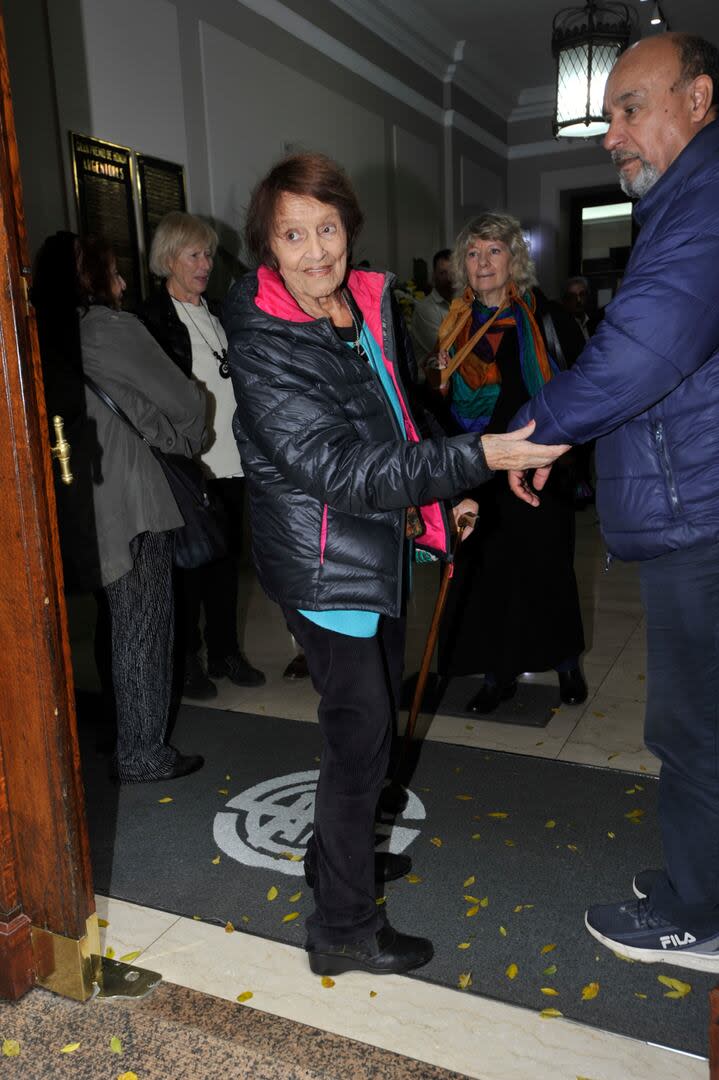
[402,673,558,727]
[79,700,710,1059]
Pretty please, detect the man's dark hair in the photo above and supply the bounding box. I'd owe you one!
[432,248,451,270]
[675,34,719,109]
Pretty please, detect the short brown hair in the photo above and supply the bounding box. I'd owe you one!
[77,236,118,309]
[245,152,364,269]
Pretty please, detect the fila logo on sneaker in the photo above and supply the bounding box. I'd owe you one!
[659,931,697,949]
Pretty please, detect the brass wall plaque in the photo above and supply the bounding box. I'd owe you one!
[70,132,142,309]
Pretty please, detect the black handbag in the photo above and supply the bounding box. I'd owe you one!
[84,376,229,569]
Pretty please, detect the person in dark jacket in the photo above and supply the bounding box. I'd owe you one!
[224,152,569,978]
[140,212,265,699]
[433,213,587,714]
[510,33,719,973]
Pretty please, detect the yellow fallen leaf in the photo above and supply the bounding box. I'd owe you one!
[105,947,115,959]
[2,1040,20,1057]
[212,855,221,865]
[607,832,616,839]
[545,820,556,829]
[567,844,579,853]
[241,915,250,923]
[109,1036,122,1054]
[539,1008,563,1018]
[463,875,476,887]
[192,915,202,921]
[457,942,471,950]
[480,896,489,908]
[376,896,386,905]
[282,912,300,923]
[97,918,109,928]
[581,982,600,1000]
[504,839,516,847]
[289,891,302,903]
[625,787,637,795]
[541,944,556,955]
[541,987,559,996]
[456,795,473,801]
[499,926,507,937]
[369,990,377,998]
[513,905,523,913]
[157,796,173,804]
[471,833,482,840]
[118,1074,139,1080]
[612,952,635,963]
[458,971,472,989]
[225,922,234,933]
[543,964,557,975]
[658,975,691,998]
[488,812,508,819]
[464,894,479,903]
[321,976,335,988]
[635,992,648,999]
[60,1042,81,1053]
[466,904,479,917]
[406,873,422,884]
[279,851,303,861]
[625,809,645,821]
[267,886,279,901]
[593,711,605,718]
[217,788,229,796]
[119,951,141,963]
[236,991,253,1002]
[225,774,231,780]
[430,837,442,847]
[506,963,518,980]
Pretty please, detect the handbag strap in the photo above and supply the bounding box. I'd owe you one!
[541,312,567,372]
[84,375,150,444]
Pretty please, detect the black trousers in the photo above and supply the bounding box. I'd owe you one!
[282,606,406,948]
[102,531,178,782]
[180,476,244,660]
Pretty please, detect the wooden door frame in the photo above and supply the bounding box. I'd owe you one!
[0,10,96,1002]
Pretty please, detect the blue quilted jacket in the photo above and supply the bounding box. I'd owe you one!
[513,119,719,561]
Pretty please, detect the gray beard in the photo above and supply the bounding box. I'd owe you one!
[617,160,661,199]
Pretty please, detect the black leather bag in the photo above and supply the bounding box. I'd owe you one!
[84,376,228,569]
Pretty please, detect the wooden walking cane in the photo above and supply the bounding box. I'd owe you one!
[404,512,476,748]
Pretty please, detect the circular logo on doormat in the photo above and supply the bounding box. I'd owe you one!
[213,769,426,875]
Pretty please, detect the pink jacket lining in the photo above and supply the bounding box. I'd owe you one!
[255,265,448,556]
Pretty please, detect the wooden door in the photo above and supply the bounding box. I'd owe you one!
[0,11,96,1001]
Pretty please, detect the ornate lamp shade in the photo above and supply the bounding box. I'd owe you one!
[552,2,634,137]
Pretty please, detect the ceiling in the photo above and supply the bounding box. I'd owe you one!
[340,0,719,119]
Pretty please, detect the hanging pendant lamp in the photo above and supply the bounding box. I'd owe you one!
[552,2,635,137]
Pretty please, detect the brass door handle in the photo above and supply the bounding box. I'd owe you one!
[50,415,73,485]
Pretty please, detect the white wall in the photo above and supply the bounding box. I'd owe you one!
[393,125,441,280]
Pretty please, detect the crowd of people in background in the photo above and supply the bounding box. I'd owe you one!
[34,29,719,980]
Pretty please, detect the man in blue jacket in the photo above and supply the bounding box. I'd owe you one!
[510,32,719,973]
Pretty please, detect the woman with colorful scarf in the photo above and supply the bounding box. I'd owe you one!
[434,213,587,714]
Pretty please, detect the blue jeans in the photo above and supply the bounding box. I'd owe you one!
[641,540,719,926]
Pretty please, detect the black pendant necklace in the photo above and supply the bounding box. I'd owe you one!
[173,295,230,378]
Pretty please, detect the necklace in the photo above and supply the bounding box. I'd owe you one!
[171,294,230,378]
[341,289,365,358]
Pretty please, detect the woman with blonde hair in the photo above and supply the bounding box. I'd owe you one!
[435,212,587,713]
[141,211,265,699]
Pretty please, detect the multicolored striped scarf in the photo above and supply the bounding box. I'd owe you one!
[438,285,557,434]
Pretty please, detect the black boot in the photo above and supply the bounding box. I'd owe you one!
[307,923,433,977]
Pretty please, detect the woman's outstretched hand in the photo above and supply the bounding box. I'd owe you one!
[481,420,569,479]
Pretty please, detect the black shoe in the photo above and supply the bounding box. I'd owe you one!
[304,851,412,889]
[208,652,266,687]
[465,680,517,714]
[632,868,664,900]
[377,781,409,815]
[558,667,588,705]
[112,752,205,784]
[308,923,433,977]
[283,653,309,679]
[183,654,217,700]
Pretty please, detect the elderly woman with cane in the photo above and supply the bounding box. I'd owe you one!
[224,153,568,978]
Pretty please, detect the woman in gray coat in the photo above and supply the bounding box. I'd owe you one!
[71,237,207,782]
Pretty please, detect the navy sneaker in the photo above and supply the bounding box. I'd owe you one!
[632,868,663,900]
[585,897,719,972]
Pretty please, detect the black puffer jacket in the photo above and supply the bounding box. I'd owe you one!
[224,267,494,616]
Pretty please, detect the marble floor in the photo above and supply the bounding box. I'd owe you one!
[67,513,710,1079]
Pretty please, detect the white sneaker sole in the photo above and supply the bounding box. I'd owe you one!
[585,913,719,973]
